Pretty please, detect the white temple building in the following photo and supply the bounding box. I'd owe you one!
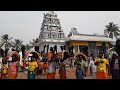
[38,11,66,52]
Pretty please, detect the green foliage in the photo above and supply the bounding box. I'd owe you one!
[0,48,4,57]
[0,34,13,49]
[25,44,31,50]
[29,38,39,47]
[12,39,23,51]
[105,22,120,39]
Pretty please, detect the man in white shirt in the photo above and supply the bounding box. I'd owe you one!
[89,60,96,79]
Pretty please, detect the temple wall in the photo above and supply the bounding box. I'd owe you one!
[39,42,66,53]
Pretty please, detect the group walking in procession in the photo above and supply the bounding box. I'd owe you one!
[0,39,120,79]
[1,11,120,80]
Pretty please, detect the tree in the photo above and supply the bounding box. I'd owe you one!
[29,38,39,47]
[104,22,120,39]
[0,34,13,49]
[93,33,98,36]
[12,39,23,51]
[0,48,4,57]
[25,44,31,50]
[5,48,9,56]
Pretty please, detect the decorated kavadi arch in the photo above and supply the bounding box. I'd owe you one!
[7,51,20,60]
[74,52,88,61]
[25,50,40,61]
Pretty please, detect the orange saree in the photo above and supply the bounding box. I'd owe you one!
[47,72,55,79]
[96,72,108,79]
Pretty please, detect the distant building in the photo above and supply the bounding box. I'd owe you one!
[66,28,115,56]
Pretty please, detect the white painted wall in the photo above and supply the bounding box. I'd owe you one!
[39,42,66,53]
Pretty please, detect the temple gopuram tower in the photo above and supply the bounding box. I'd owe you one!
[38,11,66,52]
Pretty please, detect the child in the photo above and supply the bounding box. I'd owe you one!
[1,63,8,79]
[1,57,8,79]
[76,63,85,79]
[59,60,66,79]
[27,55,38,79]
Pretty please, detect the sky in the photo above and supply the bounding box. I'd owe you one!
[0,11,120,44]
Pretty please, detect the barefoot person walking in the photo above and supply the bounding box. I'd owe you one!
[88,55,96,79]
[76,63,85,79]
[27,53,38,79]
[59,60,66,79]
[94,53,109,79]
[47,47,56,79]
[8,56,19,79]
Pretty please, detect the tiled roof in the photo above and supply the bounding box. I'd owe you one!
[66,34,115,42]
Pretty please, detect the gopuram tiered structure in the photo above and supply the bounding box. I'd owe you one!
[38,11,66,52]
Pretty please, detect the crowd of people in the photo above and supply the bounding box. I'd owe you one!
[88,53,120,79]
[0,47,120,79]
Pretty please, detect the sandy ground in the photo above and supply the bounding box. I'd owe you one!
[0,66,112,79]
[16,67,112,79]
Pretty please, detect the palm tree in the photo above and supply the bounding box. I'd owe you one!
[29,38,39,47]
[0,34,13,49]
[12,39,23,51]
[104,22,120,39]
[25,44,31,50]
